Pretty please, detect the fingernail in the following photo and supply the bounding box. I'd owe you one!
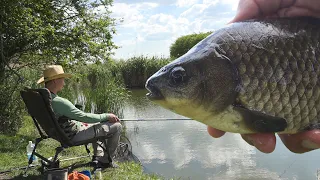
[301,140,320,150]
[254,137,263,146]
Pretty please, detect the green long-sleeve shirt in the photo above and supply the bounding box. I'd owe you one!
[51,93,110,138]
[51,93,110,123]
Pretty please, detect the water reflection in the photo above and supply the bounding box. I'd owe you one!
[122,89,320,180]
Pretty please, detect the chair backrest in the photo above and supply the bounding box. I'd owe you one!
[20,88,73,146]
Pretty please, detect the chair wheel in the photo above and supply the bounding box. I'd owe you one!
[50,160,60,169]
[40,160,47,174]
[40,159,60,170]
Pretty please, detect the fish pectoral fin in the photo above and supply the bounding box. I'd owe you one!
[234,106,287,133]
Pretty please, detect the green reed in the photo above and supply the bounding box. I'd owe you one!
[59,63,129,118]
[114,55,171,88]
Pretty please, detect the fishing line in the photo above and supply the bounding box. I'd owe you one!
[120,118,192,121]
[278,158,297,178]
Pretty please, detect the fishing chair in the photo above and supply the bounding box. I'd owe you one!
[20,88,113,174]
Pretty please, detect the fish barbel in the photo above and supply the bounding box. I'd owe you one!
[145,17,320,134]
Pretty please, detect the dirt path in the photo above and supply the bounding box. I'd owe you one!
[0,173,10,180]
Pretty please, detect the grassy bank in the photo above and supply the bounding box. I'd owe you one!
[0,116,163,180]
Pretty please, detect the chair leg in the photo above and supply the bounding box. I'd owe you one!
[23,138,42,177]
[85,144,91,156]
[40,147,63,170]
[23,140,66,176]
[50,147,63,168]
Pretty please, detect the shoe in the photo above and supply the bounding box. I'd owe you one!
[90,156,100,167]
[97,161,119,169]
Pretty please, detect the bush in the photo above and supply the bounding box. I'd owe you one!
[0,81,24,134]
[0,66,41,134]
[170,32,212,59]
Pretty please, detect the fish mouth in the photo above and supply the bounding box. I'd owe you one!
[145,80,164,100]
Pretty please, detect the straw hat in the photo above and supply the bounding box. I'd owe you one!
[37,65,72,84]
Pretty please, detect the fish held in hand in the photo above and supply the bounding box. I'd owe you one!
[145,17,320,134]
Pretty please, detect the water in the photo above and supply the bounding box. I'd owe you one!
[122,89,320,180]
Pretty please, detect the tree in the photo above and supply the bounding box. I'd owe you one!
[0,0,117,134]
[169,32,212,59]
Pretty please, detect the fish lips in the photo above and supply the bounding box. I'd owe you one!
[145,80,164,100]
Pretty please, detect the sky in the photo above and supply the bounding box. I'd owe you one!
[109,0,240,59]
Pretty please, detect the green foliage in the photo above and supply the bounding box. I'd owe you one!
[0,66,41,134]
[82,64,129,117]
[58,56,169,115]
[1,0,117,65]
[0,0,117,134]
[0,77,24,134]
[169,32,212,59]
[116,56,170,88]
[58,63,129,118]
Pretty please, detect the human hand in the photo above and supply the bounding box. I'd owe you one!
[231,0,320,23]
[207,127,275,153]
[207,126,320,153]
[107,113,120,123]
[278,130,320,153]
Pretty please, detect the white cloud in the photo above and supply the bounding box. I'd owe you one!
[115,0,173,5]
[175,0,199,7]
[148,13,176,25]
[143,14,190,40]
[135,2,159,9]
[116,34,144,47]
[111,0,239,59]
[180,4,207,19]
[111,3,143,28]
[219,0,239,11]
[111,2,159,28]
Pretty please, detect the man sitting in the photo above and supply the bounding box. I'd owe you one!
[37,65,122,168]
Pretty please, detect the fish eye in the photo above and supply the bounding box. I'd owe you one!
[169,66,187,85]
[160,67,166,72]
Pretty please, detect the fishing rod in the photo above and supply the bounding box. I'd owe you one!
[120,118,192,121]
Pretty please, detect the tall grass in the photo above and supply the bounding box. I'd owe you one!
[115,55,171,88]
[58,63,130,118]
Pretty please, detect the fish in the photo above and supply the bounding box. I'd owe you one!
[145,17,320,134]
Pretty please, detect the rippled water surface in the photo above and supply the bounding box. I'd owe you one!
[122,89,320,180]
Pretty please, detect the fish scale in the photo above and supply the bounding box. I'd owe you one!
[221,19,320,133]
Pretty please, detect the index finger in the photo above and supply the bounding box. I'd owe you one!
[231,0,295,23]
[207,126,226,138]
[116,117,120,122]
[279,130,320,153]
